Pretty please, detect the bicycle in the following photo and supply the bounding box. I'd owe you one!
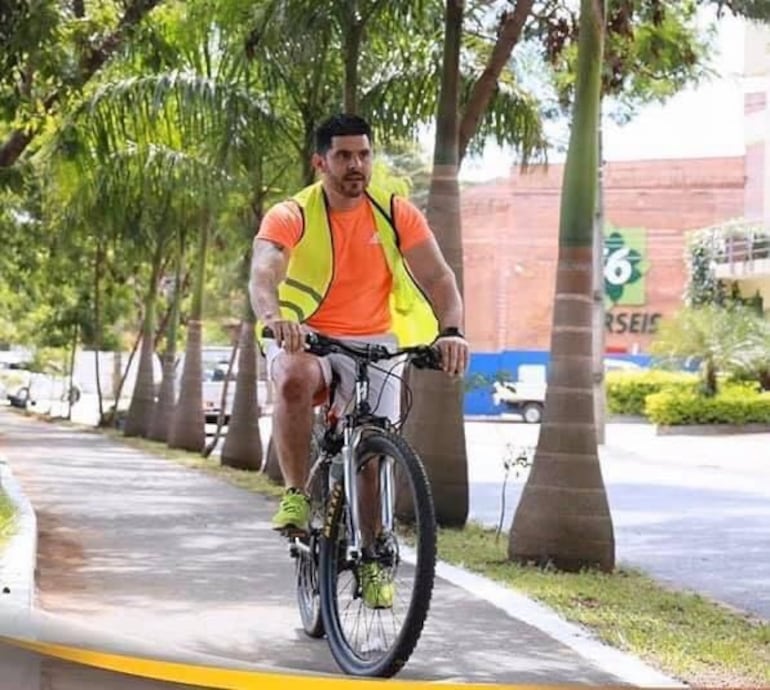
[263,328,441,677]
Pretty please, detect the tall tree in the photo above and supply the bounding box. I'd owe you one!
[0,0,165,169]
[148,230,185,441]
[403,0,468,527]
[509,0,614,571]
[402,0,761,527]
[403,0,545,527]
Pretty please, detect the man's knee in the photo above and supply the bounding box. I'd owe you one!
[273,354,323,404]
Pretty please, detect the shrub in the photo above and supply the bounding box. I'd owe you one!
[606,370,699,416]
[645,383,770,426]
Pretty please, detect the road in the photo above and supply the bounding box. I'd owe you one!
[464,420,770,620]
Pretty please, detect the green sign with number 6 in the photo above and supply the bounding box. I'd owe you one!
[603,227,650,307]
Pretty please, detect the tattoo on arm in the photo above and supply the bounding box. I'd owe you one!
[249,239,288,321]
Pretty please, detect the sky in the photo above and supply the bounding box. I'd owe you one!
[455,10,750,182]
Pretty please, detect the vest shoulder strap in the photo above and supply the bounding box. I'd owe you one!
[365,186,401,247]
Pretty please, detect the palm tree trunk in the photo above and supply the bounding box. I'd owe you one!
[508,0,614,572]
[343,8,363,113]
[220,314,263,470]
[124,246,163,437]
[204,335,238,457]
[401,0,468,527]
[263,436,283,483]
[168,222,209,452]
[104,322,141,427]
[93,238,105,423]
[66,324,78,421]
[148,236,183,442]
[220,169,267,469]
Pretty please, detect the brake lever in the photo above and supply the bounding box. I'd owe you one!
[411,347,442,371]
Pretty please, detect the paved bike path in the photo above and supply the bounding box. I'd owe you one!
[0,410,675,686]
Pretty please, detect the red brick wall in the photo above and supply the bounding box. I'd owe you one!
[461,157,746,353]
[745,142,765,220]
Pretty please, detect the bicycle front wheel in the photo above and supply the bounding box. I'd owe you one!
[295,415,327,639]
[319,430,436,677]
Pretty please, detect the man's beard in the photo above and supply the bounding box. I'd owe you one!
[334,174,367,198]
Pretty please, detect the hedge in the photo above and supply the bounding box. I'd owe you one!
[645,384,770,426]
[606,370,699,416]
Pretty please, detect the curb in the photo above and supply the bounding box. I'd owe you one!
[0,604,335,681]
[432,559,687,688]
[398,547,685,688]
[0,454,37,610]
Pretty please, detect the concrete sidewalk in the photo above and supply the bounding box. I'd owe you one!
[0,408,679,686]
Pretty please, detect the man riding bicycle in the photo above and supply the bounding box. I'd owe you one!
[249,113,469,608]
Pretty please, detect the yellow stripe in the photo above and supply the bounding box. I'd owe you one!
[0,635,554,690]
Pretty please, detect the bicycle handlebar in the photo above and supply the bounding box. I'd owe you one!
[260,327,442,371]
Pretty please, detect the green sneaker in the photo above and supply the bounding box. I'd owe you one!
[272,489,310,532]
[359,561,394,609]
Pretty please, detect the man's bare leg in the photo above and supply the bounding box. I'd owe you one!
[271,352,325,490]
[358,459,381,546]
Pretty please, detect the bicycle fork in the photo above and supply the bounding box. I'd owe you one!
[342,425,395,562]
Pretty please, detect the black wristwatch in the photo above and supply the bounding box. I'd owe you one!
[438,326,465,339]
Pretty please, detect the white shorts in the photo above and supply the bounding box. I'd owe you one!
[264,332,405,423]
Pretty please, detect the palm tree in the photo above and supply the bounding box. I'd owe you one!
[167,213,211,451]
[73,6,286,448]
[219,310,262,469]
[402,0,545,527]
[650,303,770,396]
[401,0,467,526]
[509,0,614,572]
[148,229,185,441]
[51,132,179,438]
[219,158,289,470]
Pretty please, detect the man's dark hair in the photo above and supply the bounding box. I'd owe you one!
[314,114,373,154]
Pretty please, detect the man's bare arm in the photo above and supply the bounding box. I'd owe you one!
[403,237,469,376]
[403,237,464,332]
[249,238,305,352]
[249,238,288,322]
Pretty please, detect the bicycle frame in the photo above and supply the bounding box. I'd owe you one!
[282,329,438,560]
[286,329,442,676]
[336,357,397,560]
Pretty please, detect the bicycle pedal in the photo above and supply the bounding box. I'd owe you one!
[281,526,309,540]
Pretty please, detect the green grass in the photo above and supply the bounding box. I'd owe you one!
[12,409,770,687]
[435,523,770,687]
[0,487,16,549]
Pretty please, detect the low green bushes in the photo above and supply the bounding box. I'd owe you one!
[606,370,698,416]
[646,383,770,426]
[607,370,770,426]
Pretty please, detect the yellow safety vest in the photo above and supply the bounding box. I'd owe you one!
[258,181,438,347]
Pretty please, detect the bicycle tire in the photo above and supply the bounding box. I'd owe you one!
[318,430,436,677]
[295,417,327,638]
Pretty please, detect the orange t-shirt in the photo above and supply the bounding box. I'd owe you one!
[257,195,432,337]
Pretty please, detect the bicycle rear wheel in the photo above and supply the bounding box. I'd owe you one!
[319,430,436,677]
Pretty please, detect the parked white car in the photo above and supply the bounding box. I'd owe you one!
[0,362,82,410]
[492,357,642,423]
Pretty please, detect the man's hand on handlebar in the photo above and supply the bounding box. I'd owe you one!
[262,318,305,353]
[434,332,469,378]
